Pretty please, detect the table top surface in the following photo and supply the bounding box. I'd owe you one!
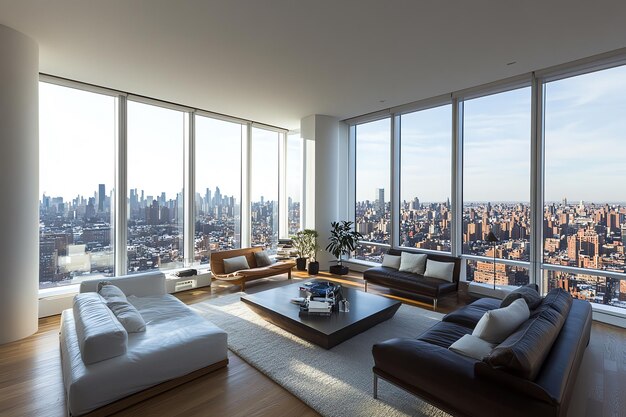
[240,280,402,335]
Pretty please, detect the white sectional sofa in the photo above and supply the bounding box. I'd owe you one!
[60,272,228,416]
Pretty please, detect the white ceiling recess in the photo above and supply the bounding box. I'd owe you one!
[0,0,625,130]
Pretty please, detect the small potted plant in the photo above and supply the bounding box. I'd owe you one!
[305,230,320,275]
[326,221,362,275]
[291,230,310,271]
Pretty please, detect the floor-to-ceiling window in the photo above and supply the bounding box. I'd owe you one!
[543,65,626,309]
[39,82,116,288]
[250,127,280,251]
[194,115,243,263]
[462,87,532,286]
[127,101,186,272]
[354,118,391,262]
[287,132,303,235]
[399,104,452,252]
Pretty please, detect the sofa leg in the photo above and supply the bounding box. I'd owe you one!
[288,269,292,280]
[373,373,378,399]
[433,298,438,311]
[241,281,246,292]
[364,281,368,292]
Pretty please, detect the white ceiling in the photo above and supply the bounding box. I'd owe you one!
[1,0,626,130]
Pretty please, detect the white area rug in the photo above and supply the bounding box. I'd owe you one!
[192,285,450,417]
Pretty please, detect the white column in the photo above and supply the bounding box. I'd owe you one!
[0,24,39,344]
[301,115,349,270]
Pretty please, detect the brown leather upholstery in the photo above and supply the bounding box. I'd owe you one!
[210,247,294,291]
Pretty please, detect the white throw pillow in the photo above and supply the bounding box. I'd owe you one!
[472,298,530,344]
[424,260,455,282]
[99,284,146,333]
[381,254,401,269]
[398,252,427,274]
[449,334,496,360]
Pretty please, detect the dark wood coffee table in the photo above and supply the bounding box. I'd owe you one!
[240,280,401,349]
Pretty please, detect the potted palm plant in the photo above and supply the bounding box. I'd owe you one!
[326,221,362,275]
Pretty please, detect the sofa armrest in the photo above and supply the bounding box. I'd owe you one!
[79,272,167,297]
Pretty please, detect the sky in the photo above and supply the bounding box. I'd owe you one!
[356,65,626,204]
[39,83,302,204]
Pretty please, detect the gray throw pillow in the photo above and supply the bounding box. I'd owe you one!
[381,254,401,269]
[254,250,274,267]
[501,284,542,310]
[398,252,427,275]
[223,255,250,274]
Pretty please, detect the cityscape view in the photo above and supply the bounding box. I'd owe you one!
[39,184,295,288]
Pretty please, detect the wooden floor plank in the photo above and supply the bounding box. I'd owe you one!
[0,270,624,416]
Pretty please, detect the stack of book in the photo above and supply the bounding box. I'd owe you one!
[300,300,332,316]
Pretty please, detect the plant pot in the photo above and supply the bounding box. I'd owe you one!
[307,261,319,275]
[329,264,349,275]
[295,257,307,271]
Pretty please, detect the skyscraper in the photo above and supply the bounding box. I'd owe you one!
[376,188,385,213]
[98,184,105,212]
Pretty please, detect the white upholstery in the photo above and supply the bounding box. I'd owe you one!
[424,259,455,282]
[73,293,128,365]
[472,298,530,343]
[61,273,228,416]
[449,334,495,360]
[79,271,166,297]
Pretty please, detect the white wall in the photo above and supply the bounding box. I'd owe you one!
[0,24,39,344]
[301,115,349,269]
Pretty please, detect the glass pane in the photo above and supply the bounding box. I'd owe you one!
[287,133,303,236]
[353,243,387,263]
[195,116,242,263]
[39,82,115,288]
[462,87,531,261]
[127,101,185,272]
[466,260,530,286]
[355,118,391,261]
[544,65,626,274]
[400,105,452,251]
[251,127,279,251]
[544,270,626,310]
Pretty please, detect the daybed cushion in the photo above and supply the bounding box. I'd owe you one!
[381,254,401,269]
[399,252,427,274]
[73,293,128,365]
[61,294,228,416]
[223,255,250,273]
[472,298,530,344]
[501,284,542,310]
[424,259,455,282]
[98,284,146,333]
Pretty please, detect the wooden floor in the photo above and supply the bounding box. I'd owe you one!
[0,271,624,416]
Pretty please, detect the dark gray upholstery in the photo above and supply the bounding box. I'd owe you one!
[501,284,543,309]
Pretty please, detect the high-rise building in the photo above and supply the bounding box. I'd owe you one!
[98,184,105,212]
[376,188,384,213]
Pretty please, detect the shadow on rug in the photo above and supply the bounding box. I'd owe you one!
[192,287,450,417]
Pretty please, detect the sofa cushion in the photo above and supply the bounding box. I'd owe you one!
[223,255,251,273]
[417,321,472,349]
[449,334,496,360]
[501,284,542,310]
[486,288,573,380]
[473,298,530,344]
[399,252,427,274]
[424,259,455,282]
[443,297,501,328]
[73,293,128,365]
[381,254,401,269]
[98,284,146,333]
[254,250,274,267]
